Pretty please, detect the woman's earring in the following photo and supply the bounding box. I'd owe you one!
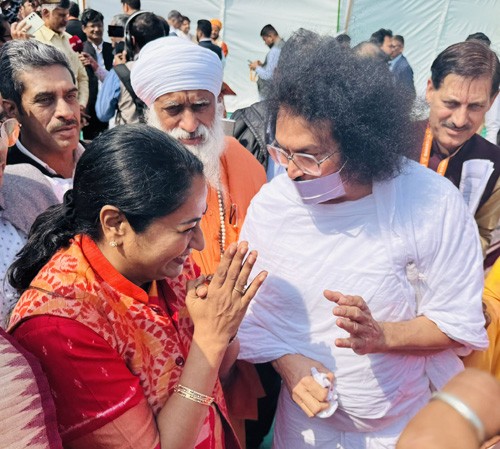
[109,241,118,248]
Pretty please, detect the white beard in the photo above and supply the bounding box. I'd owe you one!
[147,103,226,189]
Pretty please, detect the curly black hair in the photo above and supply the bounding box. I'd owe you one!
[268,29,415,184]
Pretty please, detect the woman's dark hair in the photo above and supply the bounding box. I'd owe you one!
[8,124,204,291]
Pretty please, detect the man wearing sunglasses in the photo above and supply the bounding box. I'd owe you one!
[0,98,57,327]
[237,30,487,449]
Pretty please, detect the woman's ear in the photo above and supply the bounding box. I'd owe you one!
[99,205,130,246]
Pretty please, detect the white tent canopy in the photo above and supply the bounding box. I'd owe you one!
[85,0,500,113]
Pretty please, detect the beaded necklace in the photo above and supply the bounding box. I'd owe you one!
[217,189,226,255]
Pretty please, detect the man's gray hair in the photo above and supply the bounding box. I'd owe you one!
[0,40,75,110]
[167,9,182,21]
[110,13,128,27]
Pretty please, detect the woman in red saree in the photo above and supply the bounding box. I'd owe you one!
[7,125,267,449]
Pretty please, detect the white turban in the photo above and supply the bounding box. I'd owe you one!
[130,37,223,107]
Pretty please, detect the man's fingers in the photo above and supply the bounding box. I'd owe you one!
[325,291,367,308]
[292,379,331,418]
[324,290,344,303]
[335,336,367,354]
[336,317,361,335]
[333,305,368,323]
[292,394,315,418]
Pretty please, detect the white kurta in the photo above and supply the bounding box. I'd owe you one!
[238,160,488,448]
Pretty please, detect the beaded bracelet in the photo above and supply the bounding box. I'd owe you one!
[431,391,485,443]
[174,384,214,406]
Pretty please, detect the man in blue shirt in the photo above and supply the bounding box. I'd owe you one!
[249,24,284,100]
[95,11,165,125]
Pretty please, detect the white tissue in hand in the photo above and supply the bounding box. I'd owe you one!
[311,367,338,418]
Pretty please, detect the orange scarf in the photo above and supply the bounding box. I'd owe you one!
[9,235,239,449]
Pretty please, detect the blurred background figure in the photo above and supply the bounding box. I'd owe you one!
[249,24,284,100]
[197,18,221,59]
[211,18,228,57]
[0,13,11,45]
[179,14,194,41]
[65,0,85,42]
[335,32,351,47]
[120,0,139,16]
[17,0,40,20]
[370,27,393,61]
[80,8,113,139]
[465,32,500,146]
[167,9,182,36]
[389,35,416,100]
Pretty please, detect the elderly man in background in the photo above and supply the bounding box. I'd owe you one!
[131,36,266,276]
[237,29,488,449]
[416,40,500,257]
[0,40,82,200]
[417,39,500,381]
[166,9,182,36]
[131,37,267,446]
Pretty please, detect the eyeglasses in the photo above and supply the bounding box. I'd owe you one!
[267,142,337,176]
[0,118,21,148]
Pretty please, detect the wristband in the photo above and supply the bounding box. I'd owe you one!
[174,384,214,406]
[431,391,485,443]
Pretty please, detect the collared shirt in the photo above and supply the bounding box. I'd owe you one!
[90,41,109,83]
[96,68,120,122]
[389,53,402,71]
[15,139,84,201]
[255,39,283,81]
[34,25,89,106]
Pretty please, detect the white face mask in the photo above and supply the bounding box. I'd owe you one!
[291,162,347,205]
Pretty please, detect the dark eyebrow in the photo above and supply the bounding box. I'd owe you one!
[32,92,55,102]
[179,204,208,225]
[32,87,79,102]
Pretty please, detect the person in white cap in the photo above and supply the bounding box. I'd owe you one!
[131,36,266,277]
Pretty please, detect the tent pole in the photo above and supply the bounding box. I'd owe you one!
[344,0,353,33]
[337,0,341,33]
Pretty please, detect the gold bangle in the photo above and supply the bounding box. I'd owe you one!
[174,384,214,406]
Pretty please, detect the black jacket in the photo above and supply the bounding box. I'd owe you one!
[82,41,114,139]
[198,40,222,60]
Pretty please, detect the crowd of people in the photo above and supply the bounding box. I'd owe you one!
[0,1,500,448]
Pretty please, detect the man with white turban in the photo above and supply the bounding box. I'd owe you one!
[131,36,267,448]
[131,36,266,276]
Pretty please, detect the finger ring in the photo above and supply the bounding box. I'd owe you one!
[233,286,247,295]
